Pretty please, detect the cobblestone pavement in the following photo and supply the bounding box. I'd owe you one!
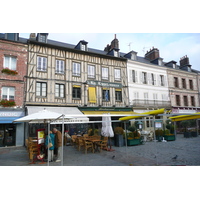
[0,134,200,166]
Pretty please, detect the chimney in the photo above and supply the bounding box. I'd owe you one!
[180,55,190,67]
[29,33,36,39]
[145,47,160,61]
[104,34,119,52]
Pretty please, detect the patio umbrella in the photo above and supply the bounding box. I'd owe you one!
[101,113,114,151]
[13,109,65,166]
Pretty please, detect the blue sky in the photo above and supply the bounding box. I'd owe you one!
[20,33,200,71]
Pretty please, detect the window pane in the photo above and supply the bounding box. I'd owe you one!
[11,57,17,70]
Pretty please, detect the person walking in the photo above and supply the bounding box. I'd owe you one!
[52,128,62,162]
[45,131,55,162]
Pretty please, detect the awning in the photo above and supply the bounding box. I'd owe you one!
[81,110,138,115]
[0,117,21,124]
[119,108,165,121]
[26,106,89,123]
[169,112,200,122]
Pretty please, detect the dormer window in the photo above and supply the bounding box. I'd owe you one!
[5,33,19,41]
[75,40,88,51]
[37,33,48,43]
[114,50,118,57]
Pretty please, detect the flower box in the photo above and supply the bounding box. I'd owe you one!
[1,68,18,75]
[127,138,141,146]
[0,99,16,107]
[164,134,176,141]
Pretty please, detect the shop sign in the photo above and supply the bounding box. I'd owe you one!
[87,80,122,88]
[0,111,24,118]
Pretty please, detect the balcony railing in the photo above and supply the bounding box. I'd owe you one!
[131,99,171,108]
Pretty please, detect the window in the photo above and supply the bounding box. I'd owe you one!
[114,69,121,81]
[151,73,155,85]
[56,60,64,74]
[142,72,147,84]
[72,62,81,76]
[191,96,195,106]
[4,56,17,70]
[160,75,164,86]
[174,77,179,88]
[144,92,148,104]
[182,78,186,89]
[88,87,96,103]
[37,56,47,71]
[115,89,122,101]
[102,67,108,80]
[132,70,136,82]
[88,65,95,78]
[55,84,65,98]
[176,95,180,106]
[81,44,86,51]
[36,82,47,97]
[102,89,110,101]
[1,87,15,100]
[183,96,188,106]
[114,50,118,57]
[189,80,193,90]
[72,86,81,99]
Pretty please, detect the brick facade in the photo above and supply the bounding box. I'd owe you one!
[0,39,28,107]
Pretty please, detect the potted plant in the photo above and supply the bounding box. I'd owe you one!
[127,126,142,146]
[155,129,164,141]
[180,120,191,138]
[164,129,176,141]
[114,127,124,147]
[164,121,176,141]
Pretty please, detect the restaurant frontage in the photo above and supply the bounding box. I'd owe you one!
[0,108,25,147]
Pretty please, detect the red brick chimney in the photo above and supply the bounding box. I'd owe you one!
[145,47,160,61]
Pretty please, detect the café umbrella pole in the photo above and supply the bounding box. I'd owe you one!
[61,115,64,166]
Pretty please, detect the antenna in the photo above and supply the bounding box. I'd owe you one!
[142,46,151,55]
[127,42,132,51]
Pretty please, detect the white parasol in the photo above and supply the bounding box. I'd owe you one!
[101,113,114,151]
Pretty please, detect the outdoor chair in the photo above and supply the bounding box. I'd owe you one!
[71,135,77,146]
[96,139,108,152]
[147,131,154,141]
[82,139,94,154]
[76,137,84,151]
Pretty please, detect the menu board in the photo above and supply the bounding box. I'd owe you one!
[37,129,45,144]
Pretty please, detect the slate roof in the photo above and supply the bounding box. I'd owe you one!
[1,33,199,73]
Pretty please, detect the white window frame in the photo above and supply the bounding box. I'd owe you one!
[37,56,47,71]
[56,60,64,74]
[1,87,15,100]
[114,69,121,81]
[36,82,47,97]
[88,65,95,78]
[72,62,81,76]
[142,72,147,84]
[4,56,17,70]
[102,67,109,80]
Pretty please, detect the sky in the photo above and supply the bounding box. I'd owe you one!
[20,33,200,71]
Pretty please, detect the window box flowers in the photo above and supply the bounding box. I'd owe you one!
[1,68,18,75]
[0,99,16,107]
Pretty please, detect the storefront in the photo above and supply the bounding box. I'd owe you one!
[0,109,25,147]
